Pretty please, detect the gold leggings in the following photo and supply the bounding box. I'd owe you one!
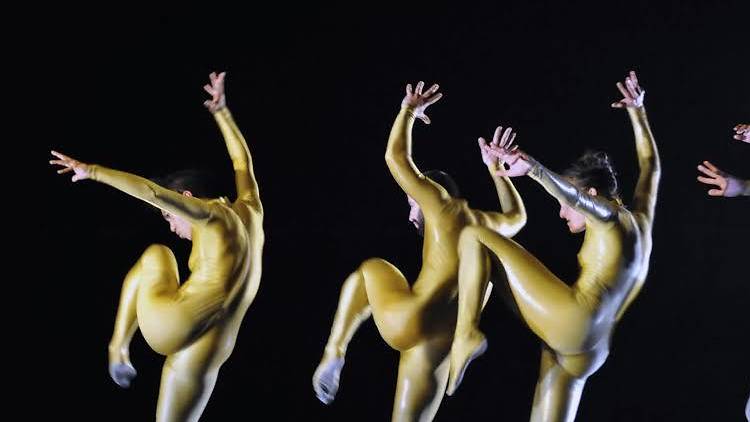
[325,258,457,421]
[452,226,609,422]
[109,244,230,422]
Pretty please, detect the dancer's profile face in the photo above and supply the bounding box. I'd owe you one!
[558,183,596,233]
[160,190,193,240]
[559,202,586,233]
[162,211,192,240]
[407,196,425,234]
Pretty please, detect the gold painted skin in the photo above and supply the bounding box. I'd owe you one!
[56,87,263,421]
[449,79,660,421]
[313,82,527,422]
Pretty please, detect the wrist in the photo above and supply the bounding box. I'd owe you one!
[400,104,417,115]
[526,156,543,180]
[211,104,228,114]
[627,105,647,117]
[486,162,501,173]
[87,164,100,180]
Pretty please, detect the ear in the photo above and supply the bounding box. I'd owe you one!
[587,187,598,196]
[182,190,194,198]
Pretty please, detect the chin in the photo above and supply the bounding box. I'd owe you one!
[568,225,585,234]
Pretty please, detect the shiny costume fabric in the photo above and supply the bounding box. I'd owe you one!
[104,108,264,421]
[450,107,660,422]
[316,107,526,421]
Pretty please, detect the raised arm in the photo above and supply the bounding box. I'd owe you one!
[611,70,660,223]
[203,71,262,212]
[488,140,618,222]
[50,151,211,223]
[385,81,447,211]
[475,126,526,236]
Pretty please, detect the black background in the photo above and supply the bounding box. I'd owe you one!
[37,2,749,420]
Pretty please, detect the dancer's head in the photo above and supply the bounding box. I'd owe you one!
[558,151,620,233]
[153,169,216,240]
[408,170,460,236]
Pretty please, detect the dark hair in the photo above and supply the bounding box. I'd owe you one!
[424,170,460,198]
[151,169,218,198]
[563,151,620,200]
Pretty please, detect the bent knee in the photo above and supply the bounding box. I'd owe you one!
[359,257,399,279]
[556,349,608,379]
[140,244,177,268]
[459,225,490,248]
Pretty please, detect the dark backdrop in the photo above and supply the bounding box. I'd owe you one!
[37,2,749,420]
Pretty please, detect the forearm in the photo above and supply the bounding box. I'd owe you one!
[213,107,260,201]
[385,107,416,169]
[488,166,525,219]
[527,158,616,221]
[90,165,165,204]
[213,108,252,171]
[89,165,209,221]
[384,107,435,197]
[628,107,661,173]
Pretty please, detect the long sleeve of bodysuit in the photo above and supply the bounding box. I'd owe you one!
[89,165,211,223]
[384,107,444,210]
[212,108,260,208]
[478,169,527,236]
[528,158,618,222]
[627,107,660,220]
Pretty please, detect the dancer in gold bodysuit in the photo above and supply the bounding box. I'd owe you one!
[50,71,263,422]
[447,71,661,422]
[312,81,527,421]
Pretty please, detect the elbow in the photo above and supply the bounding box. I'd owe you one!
[385,150,405,169]
[649,159,662,180]
[501,210,527,237]
[639,157,661,177]
[232,158,250,171]
[511,211,528,234]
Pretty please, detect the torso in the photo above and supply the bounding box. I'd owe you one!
[180,197,264,363]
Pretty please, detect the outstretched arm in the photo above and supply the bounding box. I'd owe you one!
[489,145,618,223]
[385,81,447,212]
[476,126,526,236]
[50,151,211,222]
[612,71,660,223]
[204,71,262,212]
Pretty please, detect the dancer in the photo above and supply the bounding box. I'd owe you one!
[698,123,750,421]
[448,71,660,422]
[696,124,750,197]
[313,81,527,421]
[50,71,264,422]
